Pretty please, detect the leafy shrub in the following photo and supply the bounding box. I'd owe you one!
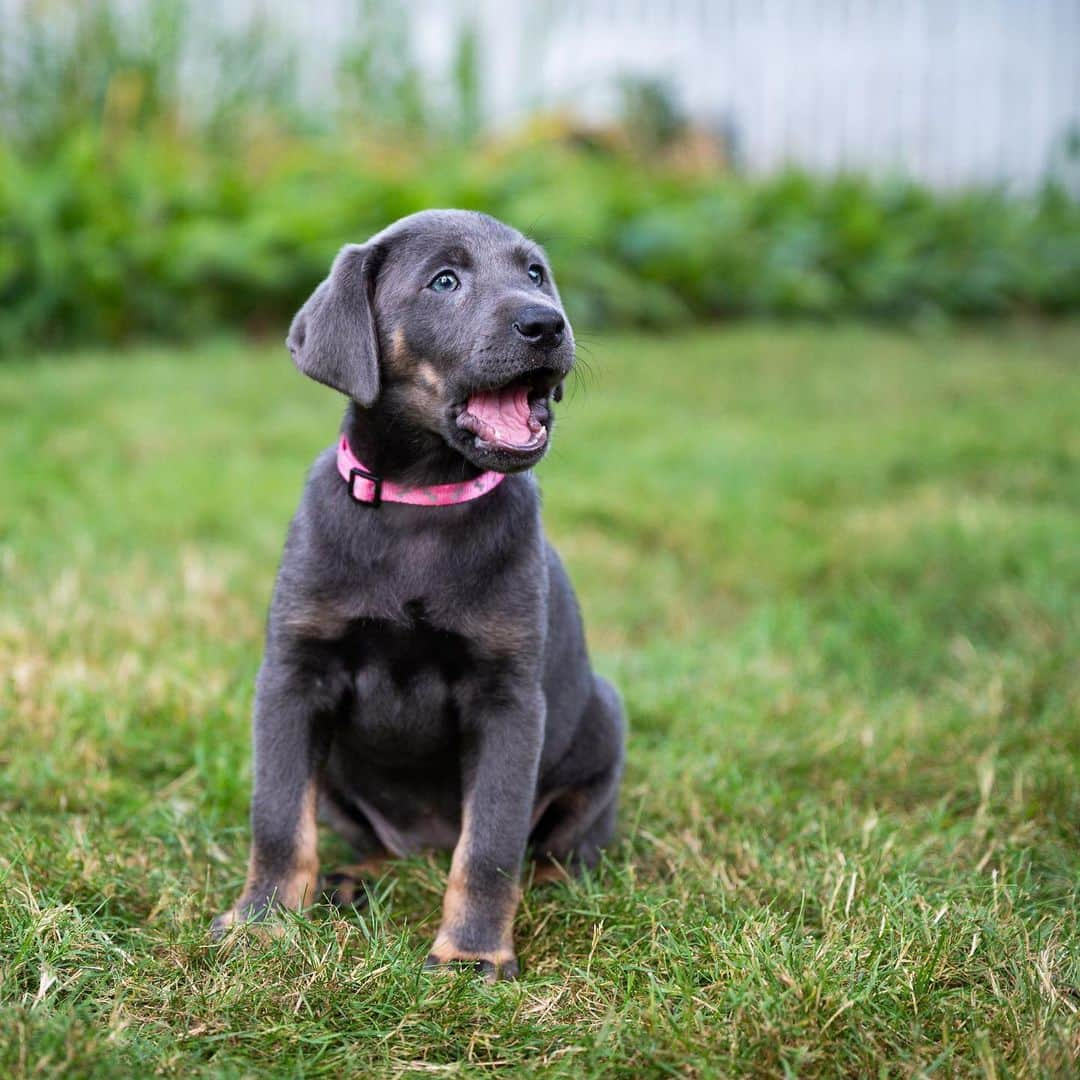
[1,2,1078,355]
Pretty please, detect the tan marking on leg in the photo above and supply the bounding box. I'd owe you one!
[427,808,520,974]
[232,778,319,914]
[430,863,479,957]
[213,784,319,935]
[279,779,320,910]
[431,808,473,954]
[529,860,571,886]
[336,853,390,879]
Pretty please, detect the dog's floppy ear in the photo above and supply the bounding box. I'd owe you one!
[287,243,382,406]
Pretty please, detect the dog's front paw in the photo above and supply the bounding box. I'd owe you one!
[423,945,520,983]
[209,895,284,940]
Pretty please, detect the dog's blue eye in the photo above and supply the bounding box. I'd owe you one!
[429,271,459,292]
[527,265,544,286]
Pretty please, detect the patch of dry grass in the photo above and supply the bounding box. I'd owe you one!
[1,324,1078,1076]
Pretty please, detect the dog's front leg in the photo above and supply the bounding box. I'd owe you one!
[211,657,337,936]
[426,682,544,981]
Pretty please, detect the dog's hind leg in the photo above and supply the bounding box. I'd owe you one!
[529,675,626,882]
[317,786,390,908]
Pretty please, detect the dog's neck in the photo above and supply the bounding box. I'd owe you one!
[342,402,484,488]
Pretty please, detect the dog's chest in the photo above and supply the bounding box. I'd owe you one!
[336,606,471,762]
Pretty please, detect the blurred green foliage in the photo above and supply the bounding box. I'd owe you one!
[2,1,1079,354]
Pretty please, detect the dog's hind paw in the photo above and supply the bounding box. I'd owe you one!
[318,856,387,909]
[319,871,372,910]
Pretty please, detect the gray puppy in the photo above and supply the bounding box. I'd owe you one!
[212,210,626,980]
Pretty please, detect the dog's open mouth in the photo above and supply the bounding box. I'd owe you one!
[456,378,550,454]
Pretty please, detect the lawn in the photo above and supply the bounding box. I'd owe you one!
[1,323,1078,1077]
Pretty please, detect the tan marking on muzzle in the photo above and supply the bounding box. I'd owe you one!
[388,325,414,374]
[417,361,443,392]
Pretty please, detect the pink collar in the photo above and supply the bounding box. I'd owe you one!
[336,434,505,507]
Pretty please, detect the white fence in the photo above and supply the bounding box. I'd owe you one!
[417,0,1080,191]
[4,0,1079,191]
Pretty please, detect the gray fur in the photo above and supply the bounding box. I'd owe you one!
[287,243,381,406]
[214,210,626,980]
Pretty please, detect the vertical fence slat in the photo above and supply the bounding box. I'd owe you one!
[4,0,1076,190]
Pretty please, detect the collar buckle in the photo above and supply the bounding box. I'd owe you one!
[347,465,383,507]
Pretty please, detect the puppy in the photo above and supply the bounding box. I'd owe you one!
[212,210,626,980]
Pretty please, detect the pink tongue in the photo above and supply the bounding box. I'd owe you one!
[467,385,533,445]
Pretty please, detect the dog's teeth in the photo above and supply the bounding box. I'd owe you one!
[528,417,542,433]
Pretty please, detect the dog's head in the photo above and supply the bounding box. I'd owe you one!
[287,210,574,474]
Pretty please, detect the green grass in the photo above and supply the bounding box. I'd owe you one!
[1,323,1078,1077]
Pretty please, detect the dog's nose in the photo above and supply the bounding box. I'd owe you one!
[513,306,565,349]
